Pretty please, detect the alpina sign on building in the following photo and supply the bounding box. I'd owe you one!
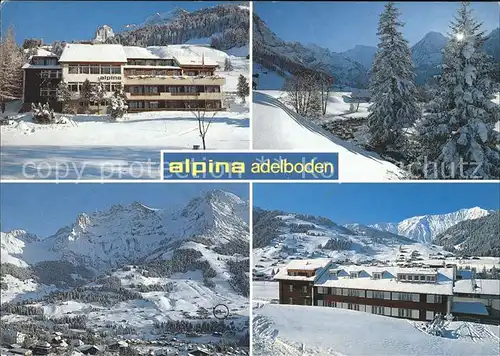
[98,75,122,81]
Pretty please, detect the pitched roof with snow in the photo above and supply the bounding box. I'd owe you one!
[454,279,500,296]
[174,55,218,67]
[315,265,455,295]
[123,46,160,59]
[274,259,332,281]
[59,44,127,63]
[26,48,57,57]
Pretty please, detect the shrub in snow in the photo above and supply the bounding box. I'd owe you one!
[417,3,500,179]
[90,81,106,113]
[31,102,56,124]
[368,2,421,152]
[79,79,93,111]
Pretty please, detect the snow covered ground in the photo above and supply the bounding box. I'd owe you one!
[1,45,249,180]
[253,304,500,356]
[252,91,405,181]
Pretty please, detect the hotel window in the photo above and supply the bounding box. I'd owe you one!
[348,304,360,311]
[328,301,337,308]
[426,275,436,282]
[102,83,111,92]
[69,65,78,74]
[101,66,111,74]
[145,86,158,94]
[111,66,121,74]
[372,306,384,315]
[40,71,50,78]
[40,88,56,97]
[317,300,324,307]
[168,86,180,93]
[407,275,413,281]
[400,274,407,281]
[317,287,328,295]
[373,291,385,299]
[348,289,360,297]
[185,71,196,76]
[146,101,159,109]
[366,290,373,298]
[350,272,358,278]
[288,297,293,304]
[426,295,442,304]
[397,308,413,318]
[79,65,90,74]
[373,273,382,280]
[111,82,121,92]
[426,311,435,321]
[301,286,308,293]
[49,71,61,78]
[420,275,426,281]
[184,86,197,93]
[90,65,100,74]
[68,82,79,92]
[288,285,293,292]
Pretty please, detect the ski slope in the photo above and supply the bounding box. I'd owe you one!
[253,304,500,356]
[252,91,405,181]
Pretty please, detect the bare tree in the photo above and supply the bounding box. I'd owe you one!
[186,100,221,150]
[282,69,321,118]
[310,64,333,116]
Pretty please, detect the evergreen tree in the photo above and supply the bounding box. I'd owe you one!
[90,81,106,114]
[236,74,249,103]
[0,27,24,105]
[107,84,128,120]
[79,79,93,112]
[56,81,72,113]
[367,2,421,152]
[224,57,234,71]
[417,2,500,179]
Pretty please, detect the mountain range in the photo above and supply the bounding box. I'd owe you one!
[253,12,500,88]
[93,3,249,51]
[253,206,498,259]
[2,190,249,271]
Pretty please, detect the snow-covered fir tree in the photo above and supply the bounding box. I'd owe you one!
[90,81,106,113]
[368,2,421,152]
[79,79,93,111]
[0,28,24,105]
[56,81,72,112]
[224,57,233,71]
[236,75,249,103]
[107,85,128,120]
[417,2,500,179]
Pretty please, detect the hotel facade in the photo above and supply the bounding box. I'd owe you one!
[22,44,226,113]
[274,260,457,322]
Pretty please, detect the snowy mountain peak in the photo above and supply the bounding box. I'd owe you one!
[142,7,189,27]
[93,24,115,43]
[370,207,491,244]
[76,213,91,230]
[2,229,39,243]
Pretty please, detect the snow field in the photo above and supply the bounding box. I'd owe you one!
[252,90,405,181]
[253,304,500,356]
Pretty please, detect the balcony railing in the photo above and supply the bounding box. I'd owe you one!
[129,92,161,96]
[170,92,200,96]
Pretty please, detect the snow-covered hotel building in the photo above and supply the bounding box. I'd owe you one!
[275,260,457,321]
[22,44,225,113]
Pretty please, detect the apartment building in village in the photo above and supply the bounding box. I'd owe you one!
[22,43,225,113]
[274,259,500,323]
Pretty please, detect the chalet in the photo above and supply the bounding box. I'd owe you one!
[23,44,226,114]
[32,342,51,355]
[78,345,102,355]
[22,48,62,112]
[274,258,332,306]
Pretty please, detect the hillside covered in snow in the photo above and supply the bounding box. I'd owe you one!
[108,3,249,52]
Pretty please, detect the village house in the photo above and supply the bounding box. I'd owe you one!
[22,43,225,114]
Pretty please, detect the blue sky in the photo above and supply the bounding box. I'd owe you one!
[0,183,249,237]
[1,1,236,44]
[253,183,500,225]
[255,1,500,52]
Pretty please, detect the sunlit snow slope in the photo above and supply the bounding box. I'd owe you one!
[252,91,405,181]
